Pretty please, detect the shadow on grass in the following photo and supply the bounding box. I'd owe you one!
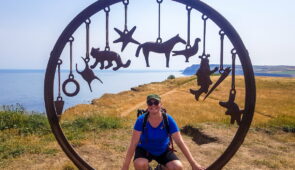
[181,125,218,145]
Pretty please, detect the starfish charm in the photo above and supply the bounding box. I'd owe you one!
[113,26,140,51]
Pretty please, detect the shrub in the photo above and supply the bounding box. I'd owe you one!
[0,111,51,135]
[167,75,176,79]
[267,115,295,133]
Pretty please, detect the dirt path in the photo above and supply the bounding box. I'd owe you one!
[120,89,177,117]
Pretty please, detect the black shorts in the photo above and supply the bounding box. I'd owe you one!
[134,146,179,166]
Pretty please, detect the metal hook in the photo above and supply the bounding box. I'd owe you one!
[104,6,110,12]
[122,0,129,5]
[157,0,163,4]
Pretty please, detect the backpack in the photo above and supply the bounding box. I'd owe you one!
[137,108,176,152]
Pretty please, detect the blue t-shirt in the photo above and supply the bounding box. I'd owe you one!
[134,113,179,156]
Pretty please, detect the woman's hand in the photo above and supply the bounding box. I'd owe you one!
[192,162,205,170]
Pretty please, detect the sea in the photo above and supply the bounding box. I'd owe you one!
[0,69,184,113]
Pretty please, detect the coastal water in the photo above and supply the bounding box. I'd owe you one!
[0,70,184,113]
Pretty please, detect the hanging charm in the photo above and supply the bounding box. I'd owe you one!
[190,14,217,101]
[172,5,200,62]
[54,59,64,119]
[219,49,244,125]
[62,36,80,97]
[135,0,185,67]
[113,0,139,51]
[76,19,103,92]
[91,6,131,71]
[90,47,131,71]
[189,54,218,101]
[203,30,231,100]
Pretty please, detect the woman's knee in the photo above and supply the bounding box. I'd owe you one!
[134,158,149,170]
[165,160,183,170]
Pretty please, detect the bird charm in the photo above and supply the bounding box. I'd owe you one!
[172,38,201,62]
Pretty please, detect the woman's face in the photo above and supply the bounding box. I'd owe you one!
[147,99,162,114]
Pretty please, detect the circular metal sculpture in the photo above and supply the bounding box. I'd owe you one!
[44,0,256,169]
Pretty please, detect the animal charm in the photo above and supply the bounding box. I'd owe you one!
[76,57,103,92]
[219,90,244,125]
[135,34,186,67]
[90,48,131,71]
[190,54,218,101]
[172,38,201,62]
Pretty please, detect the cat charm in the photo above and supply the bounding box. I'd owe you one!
[90,48,131,71]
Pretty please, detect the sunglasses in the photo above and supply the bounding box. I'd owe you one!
[147,100,160,106]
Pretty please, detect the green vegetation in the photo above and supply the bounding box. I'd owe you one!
[0,111,51,135]
[167,74,176,79]
[0,106,124,163]
[61,115,123,140]
[1,76,295,169]
[266,115,295,133]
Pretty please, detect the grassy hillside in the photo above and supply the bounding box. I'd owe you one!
[0,76,294,169]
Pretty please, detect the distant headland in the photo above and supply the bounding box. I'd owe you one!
[182,65,295,77]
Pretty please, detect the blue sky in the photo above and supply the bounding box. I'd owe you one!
[0,0,294,70]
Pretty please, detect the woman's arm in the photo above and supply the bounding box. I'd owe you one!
[121,129,141,170]
[172,132,204,170]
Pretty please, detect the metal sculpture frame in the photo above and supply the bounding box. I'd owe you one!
[44,0,256,169]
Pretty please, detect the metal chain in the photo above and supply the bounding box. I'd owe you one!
[231,49,237,90]
[104,6,110,51]
[85,19,91,62]
[186,5,192,49]
[156,0,163,43]
[123,0,129,33]
[57,59,63,100]
[219,30,225,73]
[201,14,208,56]
[68,36,74,78]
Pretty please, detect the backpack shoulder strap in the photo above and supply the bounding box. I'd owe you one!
[162,111,170,134]
[162,110,176,152]
[142,112,149,133]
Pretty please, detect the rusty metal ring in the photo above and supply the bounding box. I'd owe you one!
[156,37,162,43]
[186,5,192,11]
[57,59,63,65]
[230,89,237,95]
[122,0,129,5]
[219,29,225,36]
[62,78,80,97]
[84,57,90,63]
[44,0,256,169]
[123,29,129,34]
[157,0,163,4]
[199,53,210,59]
[68,36,74,42]
[231,48,237,54]
[202,14,208,20]
[104,6,110,12]
[85,18,91,24]
[56,96,63,101]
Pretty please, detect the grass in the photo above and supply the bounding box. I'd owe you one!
[0,111,51,135]
[0,107,124,165]
[265,115,295,132]
[1,76,295,169]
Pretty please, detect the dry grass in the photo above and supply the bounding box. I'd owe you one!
[1,76,295,169]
